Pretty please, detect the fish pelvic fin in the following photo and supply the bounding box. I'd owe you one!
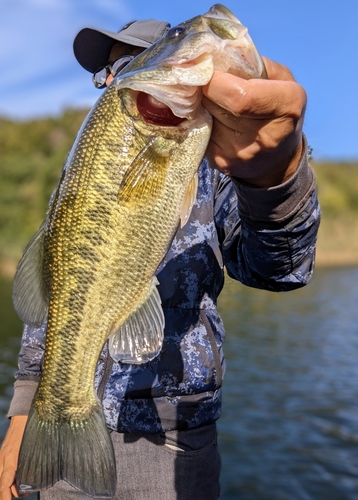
[16,402,116,498]
[12,222,49,327]
[179,172,198,228]
[109,276,165,364]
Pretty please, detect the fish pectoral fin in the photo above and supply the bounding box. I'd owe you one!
[118,139,170,204]
[179,172,198,228]
[12,222,49,327]
[108,277,165,364]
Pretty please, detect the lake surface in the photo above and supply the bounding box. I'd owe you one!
[1,266,357,499]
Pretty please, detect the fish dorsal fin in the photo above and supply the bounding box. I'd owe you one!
[118,138,170,204]
[108,277,165,364]
[12,222,49,327]
[179,172,198,228]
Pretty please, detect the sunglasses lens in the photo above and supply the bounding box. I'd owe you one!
[92,67,108,89]
[92,56,135,89]
[111,56,134,77]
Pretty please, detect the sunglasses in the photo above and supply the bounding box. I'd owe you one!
[92,55,135,89]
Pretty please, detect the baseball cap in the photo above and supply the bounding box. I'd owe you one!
[73,19,171,73]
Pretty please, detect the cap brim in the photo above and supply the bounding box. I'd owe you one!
[74,20,170,73]
[73,28,151,73]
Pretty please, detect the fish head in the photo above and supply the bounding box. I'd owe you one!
[71,4,267,183]
[112,3,266,123]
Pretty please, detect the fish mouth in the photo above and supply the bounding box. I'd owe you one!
[115,51,213,122]
[136,91,186,126]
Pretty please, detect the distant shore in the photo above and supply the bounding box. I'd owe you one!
[315,253,358,268]
[314,215,358,269]
[1,251,357,282]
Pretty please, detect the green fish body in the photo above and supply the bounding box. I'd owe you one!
[13,5,265,497]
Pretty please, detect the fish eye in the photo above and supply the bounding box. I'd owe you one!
[167,26,186,38]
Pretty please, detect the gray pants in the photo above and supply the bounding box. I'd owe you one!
[39,423,221,499]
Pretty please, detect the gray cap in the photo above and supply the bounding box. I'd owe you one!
[73,19,171,73]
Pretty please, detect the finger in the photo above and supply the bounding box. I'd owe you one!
[11,483,20,497]
[203,71,306,121]
[205,119,281,171]
[205,103,298,150]
[206,135,261,174]
[202,96,271,132]
[0,473,13,500]
[261,56,296,82]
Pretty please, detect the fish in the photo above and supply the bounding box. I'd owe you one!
[13,4,266,498]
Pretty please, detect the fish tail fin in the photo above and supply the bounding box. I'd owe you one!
[16,403,116,498]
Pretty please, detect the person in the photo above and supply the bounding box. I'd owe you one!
[0,15,320,500]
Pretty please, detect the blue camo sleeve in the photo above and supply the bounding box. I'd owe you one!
[7,323,46,416]
[214,144,320,291]
[16,323,46,380]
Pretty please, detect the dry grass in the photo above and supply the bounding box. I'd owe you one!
[315,213,358,267]
[313,161,358,267]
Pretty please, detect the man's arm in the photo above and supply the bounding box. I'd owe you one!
[0,322,46,499]
[215,145,319,291]
[208,54,320,291]
[209,57,319,290]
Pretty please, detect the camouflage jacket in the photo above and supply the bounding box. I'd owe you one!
[9,146,320,433]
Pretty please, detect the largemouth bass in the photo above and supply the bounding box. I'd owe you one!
[14,4,266,498]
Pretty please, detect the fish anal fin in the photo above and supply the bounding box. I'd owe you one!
[109,277,165,364]
[12,222,49,327]
[179,172,198,228]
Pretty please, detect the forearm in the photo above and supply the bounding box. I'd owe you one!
[220,141,320,291]
[7,380,39,417]
[226,192,319,291]
[231,137,315,225]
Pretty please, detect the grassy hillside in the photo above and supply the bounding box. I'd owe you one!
[312,161,358,266]
[0,109,356,276]
[0,109,88,276]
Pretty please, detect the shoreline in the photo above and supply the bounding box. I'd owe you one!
[1,255,357,281]
[315,254,358,268]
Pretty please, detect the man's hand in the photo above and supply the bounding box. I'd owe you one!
[0,416,28,499]
[202,56,307,187]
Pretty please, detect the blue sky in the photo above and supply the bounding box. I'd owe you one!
[1,0,357,161]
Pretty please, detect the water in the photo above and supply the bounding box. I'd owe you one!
[217,267,358,500]
[1,267,357,499]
